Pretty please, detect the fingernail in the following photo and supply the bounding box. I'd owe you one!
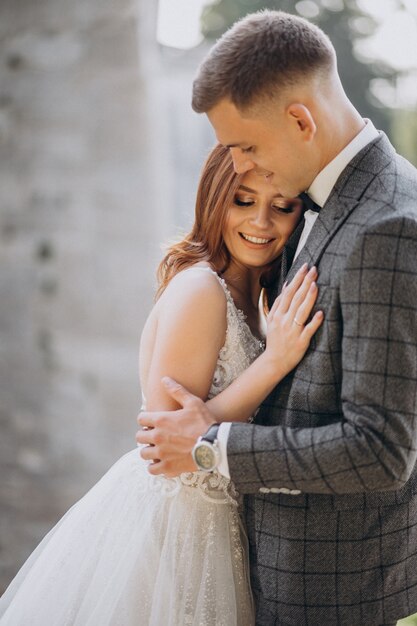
[300,263,308,272]
[162,376,174,386]
[309,281,317,290]
[283,281,288,289]
[308,265,317,275]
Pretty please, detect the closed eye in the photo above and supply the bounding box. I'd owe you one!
[272,199,299,214]
[241,146,254,154]
[274,206,295,214]
[234,198,254,207]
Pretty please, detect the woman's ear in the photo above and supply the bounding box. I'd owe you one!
[286,103,317,141]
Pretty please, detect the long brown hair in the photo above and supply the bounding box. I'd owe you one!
[156,144,243,299]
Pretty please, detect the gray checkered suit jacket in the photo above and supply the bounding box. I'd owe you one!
[227,133,417,626]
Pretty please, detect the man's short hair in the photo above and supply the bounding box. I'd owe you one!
[192,10,336,113]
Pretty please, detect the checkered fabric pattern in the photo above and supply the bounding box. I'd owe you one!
[227,133,417,625]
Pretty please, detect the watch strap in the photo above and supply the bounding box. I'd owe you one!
[201,423,221,444]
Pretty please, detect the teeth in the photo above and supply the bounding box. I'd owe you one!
[241,233,272,244]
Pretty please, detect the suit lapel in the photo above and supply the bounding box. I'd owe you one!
[282,132,394,283]
[283,194,350,283]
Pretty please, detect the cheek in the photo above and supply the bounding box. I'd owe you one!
[224,208,243,230]
[273,144,297,172]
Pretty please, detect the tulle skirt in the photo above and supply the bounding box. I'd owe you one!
[0,449,254,625]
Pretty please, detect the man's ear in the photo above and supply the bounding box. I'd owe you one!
[286,103,317,141]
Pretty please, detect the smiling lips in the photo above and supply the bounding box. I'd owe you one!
[240,232,275,245]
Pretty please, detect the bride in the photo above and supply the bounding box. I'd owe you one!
[0,144,322,625]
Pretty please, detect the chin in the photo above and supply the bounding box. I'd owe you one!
[246,258,275,269]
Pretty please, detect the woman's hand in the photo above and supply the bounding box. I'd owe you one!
[264,263,323,375]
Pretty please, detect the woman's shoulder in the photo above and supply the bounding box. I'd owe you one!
[155,263,227,320]
[162,263,226,300]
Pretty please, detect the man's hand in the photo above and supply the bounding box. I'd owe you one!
[136,377,218,477]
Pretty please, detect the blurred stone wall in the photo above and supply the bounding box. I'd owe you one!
[0,0,212,592]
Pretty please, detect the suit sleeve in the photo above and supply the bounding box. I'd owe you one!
[226,215,417,495]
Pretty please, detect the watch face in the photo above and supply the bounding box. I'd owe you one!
[194,443,216,471]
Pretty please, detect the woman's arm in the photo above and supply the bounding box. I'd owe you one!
[144,269,227,411]
[207,265,323,422]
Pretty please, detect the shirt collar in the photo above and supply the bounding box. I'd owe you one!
[307,119,379,208]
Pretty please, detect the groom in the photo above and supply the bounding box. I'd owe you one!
[137,11,417,625]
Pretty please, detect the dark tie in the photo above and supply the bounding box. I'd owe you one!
[299,191,321,213]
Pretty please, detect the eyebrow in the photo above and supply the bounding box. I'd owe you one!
[238,185,257,193]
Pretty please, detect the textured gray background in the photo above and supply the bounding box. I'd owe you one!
[0,0,213,591]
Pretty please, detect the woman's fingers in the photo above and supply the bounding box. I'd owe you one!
[278,263,309,312]
[274,264,317,320]
[301,310,324,340]
[286,266,318,319]
[270,265,322,337]
[290,280,319,326]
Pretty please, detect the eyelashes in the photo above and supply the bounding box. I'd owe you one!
[233,197,295,213]
[277,206,295,214]
[234,198,253,207]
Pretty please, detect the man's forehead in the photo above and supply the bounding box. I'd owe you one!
[207,99,248,128]
[207,113,251,147]
[208,102,269,139]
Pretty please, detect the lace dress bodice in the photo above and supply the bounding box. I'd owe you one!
[141,266,265,503]
[205,270,265,400]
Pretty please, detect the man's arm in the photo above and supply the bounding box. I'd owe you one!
[139,216,417,492]
[226,215,417,494]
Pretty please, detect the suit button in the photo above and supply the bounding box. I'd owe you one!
[269,487,280,493]
[280,487,291,494]
[290,489,301,495]
[259,487,270,493]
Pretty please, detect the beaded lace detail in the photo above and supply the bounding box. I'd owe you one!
[143,266,265,504]
[206,272,265,400]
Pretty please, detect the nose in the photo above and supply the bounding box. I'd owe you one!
[229,148,255,174]
[250,204,272,230]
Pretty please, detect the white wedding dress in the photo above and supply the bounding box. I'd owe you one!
[0,267,264,626]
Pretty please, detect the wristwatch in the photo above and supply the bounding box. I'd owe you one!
[192,423,221,472]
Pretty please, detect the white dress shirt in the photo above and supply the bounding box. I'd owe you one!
[217,119,379,479]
